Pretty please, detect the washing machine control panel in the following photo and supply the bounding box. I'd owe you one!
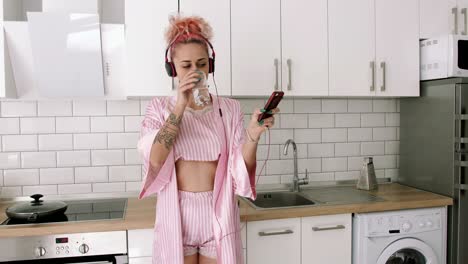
[366,210,442,237]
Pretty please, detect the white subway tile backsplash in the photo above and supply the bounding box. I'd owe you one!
[57,151,90,167]
[375,169,385,178]
[38,101,72,116]
[373,155,397,169]
[348,128,373,142]
[56,117,90,133]
[280,114,308,128]
[335,143,360,157]
[361,142,385,156]
[75,166,108,183]
[238,99,265,114]
[91,150,124,166]
[322,99,347,113]
[20,117,55,134]
[2,135,37,151]
[126,181,142,192]
[73,101,106,116]
[297,158,321,173]
[23,185,57,195]
[322,128,347,143]
[91,117,124,132]
[125,149,142,165]
[278,99,294,113]
[58,184,92,194]
[93,182,125,193]
[107,100,140,116]
[256,145,280,160]
[295,99,321,113]
[386,168,399,181]
[335,114,360,128]
[0,187,22,197]
[269,129,295,144]
[4,169,39,186]
[0,153,20,169]
[322,157,347,172]
[385,141,400,155]
[373,127,397,141]
[309,114,334,128]
[361,113,385,127]
[108,133,139,149]
[266,159,294,175]
[140,100,151,115]
[109,166,141,182]
[1,102,36,117]
[256,175,281,185]
[39,134,73,151]
[348,156,364,171]
[281,143,307,159]
[0,170,3,186]
[308,143,334,158]
[308,172,334,182]
[348,99,372,113]
[74,134,107,150]
[294,129,321,143]
[373,99,397,112]
[385,113,400,127]
[125,116,144,132]
[21,152,56,168]
[335,171,360,181]
[0,118,20,134]
[40,168,74,184]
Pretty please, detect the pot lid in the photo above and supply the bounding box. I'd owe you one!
[6,194,67,217]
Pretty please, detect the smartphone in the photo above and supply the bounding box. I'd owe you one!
[257,91,284,122]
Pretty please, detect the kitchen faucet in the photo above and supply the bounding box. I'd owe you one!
[283,139,309,192]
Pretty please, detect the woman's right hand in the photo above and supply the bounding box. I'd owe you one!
[176,70,203,108]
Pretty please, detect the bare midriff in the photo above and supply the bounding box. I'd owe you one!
[175,159,218,192]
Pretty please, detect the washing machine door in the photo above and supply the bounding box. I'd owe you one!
[377,238,438,264]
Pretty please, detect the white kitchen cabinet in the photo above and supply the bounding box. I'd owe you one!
[375,0,419,97]
[247,218,300,264]
[179,0,231,96]
[281,0,328,96]
[302,214,352,264]
[420,0,456,39]
[128,228,154,259]
[231,0,281,96]
[329,0,419,97]
[125,0,178,97]
[42,0,125,24]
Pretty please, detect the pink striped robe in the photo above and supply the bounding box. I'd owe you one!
[137,95,257,264]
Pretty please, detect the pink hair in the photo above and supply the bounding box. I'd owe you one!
[165,14,213,55]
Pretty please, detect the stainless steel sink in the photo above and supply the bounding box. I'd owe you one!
[243,191,319,210]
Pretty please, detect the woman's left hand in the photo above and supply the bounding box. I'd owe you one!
[246,108,280,141]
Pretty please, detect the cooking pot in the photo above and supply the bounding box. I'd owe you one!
[6,194,68,222]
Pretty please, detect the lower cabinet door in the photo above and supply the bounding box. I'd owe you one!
[247,218,300,264]
[301,214,352,264]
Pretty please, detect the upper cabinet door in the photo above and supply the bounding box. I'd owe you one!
[125,0,178,97]
[231,0,281,96]
[420,0,456,39]
[179,0,231,96]
[281,0,328,96]
[328,0,376,96]
[457,0,468,35]
[375,0,419,97]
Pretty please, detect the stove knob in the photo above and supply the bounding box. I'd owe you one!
[79,244,89,254]
[35,247,46,257]
[402,222,412,232]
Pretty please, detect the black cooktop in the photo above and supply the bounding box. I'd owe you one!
[1,198,127,226]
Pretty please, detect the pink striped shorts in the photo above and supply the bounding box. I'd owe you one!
[178,190,217,259]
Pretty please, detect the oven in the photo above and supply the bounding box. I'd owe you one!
[0,231,128,263]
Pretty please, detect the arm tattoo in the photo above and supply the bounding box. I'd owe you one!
[154,124,177,150]
[167,113,182,127]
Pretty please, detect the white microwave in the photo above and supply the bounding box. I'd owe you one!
[420,34,468,80]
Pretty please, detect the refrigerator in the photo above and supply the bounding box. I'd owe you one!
[399,77,468,264]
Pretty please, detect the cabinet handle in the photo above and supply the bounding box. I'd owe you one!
[274,58,279,91]
[380,61,386,92]
[370,61,375,91]
[462,8,467,35]
[287,59,292,90]
[258,229,293,237]
[453,7,459,34]
[312,225,345,232]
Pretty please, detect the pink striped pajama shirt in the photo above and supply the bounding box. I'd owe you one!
[137,95,257,264]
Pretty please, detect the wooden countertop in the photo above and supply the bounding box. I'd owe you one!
[0,183,452,238]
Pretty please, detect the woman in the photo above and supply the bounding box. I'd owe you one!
[137,15,278,264]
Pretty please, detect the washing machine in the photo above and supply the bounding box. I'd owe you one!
[353,207,447,264]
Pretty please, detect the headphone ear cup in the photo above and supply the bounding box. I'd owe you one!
[208,58,215,73]
[165,61,177,77]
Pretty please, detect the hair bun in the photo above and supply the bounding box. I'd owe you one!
[165,14,213,45]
